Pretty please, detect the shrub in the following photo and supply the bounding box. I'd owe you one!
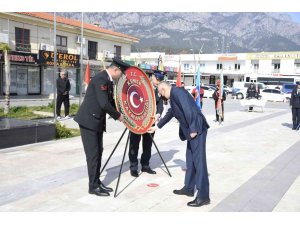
[55,122,72,139]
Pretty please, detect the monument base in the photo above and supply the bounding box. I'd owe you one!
[0,118,56,149]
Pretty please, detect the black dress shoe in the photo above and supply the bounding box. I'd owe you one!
[130,170,139,177]
[173,187,194,197]
[187,197,210,207]
[88,187,110,196]
[100,183,113,192]
[141,167,156,174]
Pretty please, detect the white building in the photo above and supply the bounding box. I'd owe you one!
[131,51,300,86]
[0,12,139,96]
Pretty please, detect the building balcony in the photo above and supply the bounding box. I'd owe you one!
[15,43,31,52]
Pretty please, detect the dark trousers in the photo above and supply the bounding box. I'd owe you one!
[184,130,209,198]
[128,131,154,171]
[292,107,300,129]
[79,125,103,189]
[56,94,70,116]
[215,103,224,122]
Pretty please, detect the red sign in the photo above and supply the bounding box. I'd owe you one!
[115,66,156,134]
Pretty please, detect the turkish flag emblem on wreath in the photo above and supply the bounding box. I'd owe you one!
[115,66,156,134]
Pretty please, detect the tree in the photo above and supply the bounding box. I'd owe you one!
[0,43,11,114]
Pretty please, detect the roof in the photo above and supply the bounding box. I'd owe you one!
[17,12,139,42]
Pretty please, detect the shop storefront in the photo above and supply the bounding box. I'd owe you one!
[38,50,80,96]
[1,51,39,96]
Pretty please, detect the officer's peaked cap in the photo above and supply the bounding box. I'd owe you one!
[111,58,131,73]
[152,69,166,81]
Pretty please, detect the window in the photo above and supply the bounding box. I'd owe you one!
[295,60,300,74]
[272,60,280,73]
[184,64,189,71]
[217,63,222,70]
[114,45,121,59]
[56,35,67,47]
[15,27,30,52]
[88,41,97,60]
[234,64,241,70]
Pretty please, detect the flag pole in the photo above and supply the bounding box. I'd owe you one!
[53,12,57,122]
[79,12,84,105]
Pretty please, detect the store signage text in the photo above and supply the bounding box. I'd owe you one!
[38,50,80,67]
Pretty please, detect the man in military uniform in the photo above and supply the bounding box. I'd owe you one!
[128,70,165,177]
[290,81,300,130]
[74,58,130,196]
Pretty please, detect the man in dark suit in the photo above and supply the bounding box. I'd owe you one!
[128,70,164,177]
[74,58,130,197]
[290,81,300,130]
[148,81,210,207]
[56,69,71,119]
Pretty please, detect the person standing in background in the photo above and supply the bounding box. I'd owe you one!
[128,70,165,177]
[56,69,71,119]
[290,81,300,130]
[212,80,226,123]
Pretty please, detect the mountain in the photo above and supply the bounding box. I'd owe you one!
[58,12,300,54]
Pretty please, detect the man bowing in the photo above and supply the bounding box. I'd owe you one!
[148,81,210,207]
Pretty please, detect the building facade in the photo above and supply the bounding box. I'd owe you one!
[0,12,139,96]
[131,51,300,86]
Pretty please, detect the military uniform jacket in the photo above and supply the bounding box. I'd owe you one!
[157,87,209,141]
[74,70,120,132]
[155,88,163,115]
[290,88,300,108]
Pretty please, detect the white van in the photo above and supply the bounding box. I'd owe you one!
[232,82,266,99]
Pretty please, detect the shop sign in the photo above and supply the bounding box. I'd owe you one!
[38,50,80,67]
[0,50,38,64]
[247,52,300,60]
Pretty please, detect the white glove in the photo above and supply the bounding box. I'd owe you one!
[147,126,158,133]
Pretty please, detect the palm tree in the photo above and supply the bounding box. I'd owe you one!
[0,43,11,114]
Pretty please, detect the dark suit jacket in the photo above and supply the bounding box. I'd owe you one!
[56,78,71,95]
[157,87,209,141]
[155,88,163,115]
[290,87,300,108]
[74,70,120,132]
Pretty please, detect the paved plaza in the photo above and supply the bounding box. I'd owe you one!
[0,97,300,225]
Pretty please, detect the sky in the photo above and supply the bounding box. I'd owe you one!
[286,12,300,23]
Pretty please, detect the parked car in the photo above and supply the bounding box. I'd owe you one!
[185,85,215,98]
[232,82,266,99]
[201,85,215,98]
[281,83,296,101]
[260,89,286,102]
[207,84,232,94]
[223,85,232,94]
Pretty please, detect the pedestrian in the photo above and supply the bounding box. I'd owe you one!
[56,69,71,119]
[74,58,130,197]
[212,80,226,122]
[191,86,204,108]
[148,81,210,207]
[290,81,300,130]
[128,69,165,177]
[246,82,260,111]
